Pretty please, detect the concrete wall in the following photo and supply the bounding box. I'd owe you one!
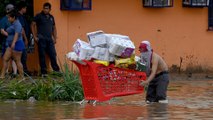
[30,0,213,72]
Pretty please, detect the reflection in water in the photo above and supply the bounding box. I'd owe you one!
[83,104,147,119]
[0,101,83,119]
[145,103,168,120]
[83,102,169,120]
[0,80,212,119]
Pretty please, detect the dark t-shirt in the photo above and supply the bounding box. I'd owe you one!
[17,13,30,39]
[33,11,55,39]
[0,16,11,41]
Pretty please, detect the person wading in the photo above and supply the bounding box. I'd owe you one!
[139,40,169,103]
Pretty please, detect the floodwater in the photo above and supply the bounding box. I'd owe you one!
[0,80,212,120]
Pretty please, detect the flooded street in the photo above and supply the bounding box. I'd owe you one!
[0,79,212,120]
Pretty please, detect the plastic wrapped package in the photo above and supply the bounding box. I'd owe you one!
[87,30,107,47]
[73,39,94,60]
[66,52,78,61]
[93,60,110,66]
[108,36,135,57]
[92,47,110,61]
[115,54,136,69]
[105,33,130,41]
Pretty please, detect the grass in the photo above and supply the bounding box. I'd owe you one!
[0,63,84,102]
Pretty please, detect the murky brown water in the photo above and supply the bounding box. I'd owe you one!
[0,80,212,120]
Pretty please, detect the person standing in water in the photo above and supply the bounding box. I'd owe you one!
[139,40,169,103]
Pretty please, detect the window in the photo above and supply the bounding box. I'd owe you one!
[143,0,173,7]
[183,0,209,7]
[208,0,213,30]
[60,0,92,10]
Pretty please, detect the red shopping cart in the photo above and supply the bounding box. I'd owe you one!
[72,60,146,102]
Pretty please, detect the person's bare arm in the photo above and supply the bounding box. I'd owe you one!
[31,21,38,42]
[22,28,28,46]
[11,33,19,49]
[141,54,158,85]
[0,29,8,36]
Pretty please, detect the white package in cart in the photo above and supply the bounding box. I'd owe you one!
[87,30,107,47]
[92,47,110,61]
[108,36,135,57]
[66,52,78,61]
[73,39,94,60]
[105,34,130,41]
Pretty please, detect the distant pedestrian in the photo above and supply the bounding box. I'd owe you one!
[17,1,31,76]
[31,2,60,77]
[0,4,18,78]
[0,4,14,56]
[0,10,25,79]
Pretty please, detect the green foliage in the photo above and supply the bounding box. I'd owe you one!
[0,63,84,102]
[61,63,84,101]
[0,80,32,99]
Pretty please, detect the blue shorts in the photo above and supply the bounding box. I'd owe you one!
[7,40,25,52]
[14,40,25,51]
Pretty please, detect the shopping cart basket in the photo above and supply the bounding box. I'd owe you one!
[72,60,146,102]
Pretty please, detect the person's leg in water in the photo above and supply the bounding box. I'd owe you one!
[146,81,157,103]
[156,74,169,103]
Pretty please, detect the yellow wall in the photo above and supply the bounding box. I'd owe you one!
[31,0,213,72]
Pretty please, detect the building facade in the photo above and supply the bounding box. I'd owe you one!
[27,0,213,73]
